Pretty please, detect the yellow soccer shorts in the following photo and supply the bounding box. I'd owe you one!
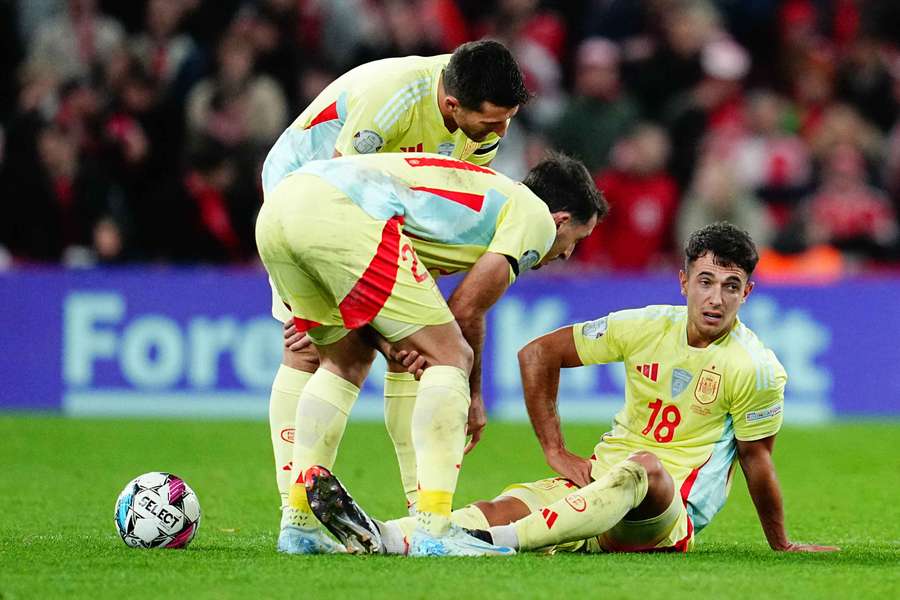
[256,173,454,345]
[497,460,694,553]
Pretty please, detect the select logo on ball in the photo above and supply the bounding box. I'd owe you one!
[280,428,295,443]
[114,472,201,549]
[136,494,182,529]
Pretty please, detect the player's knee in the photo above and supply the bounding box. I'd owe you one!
[400,322,473,373]
[282,345,320,372]
[627,451,667,486]
[455,338,474,374]
[473,497,530,526]
[431,329,473,373]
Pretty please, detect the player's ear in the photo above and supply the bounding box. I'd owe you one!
[444,95,460,112]
[741,280,754,303]
[551,211,571,229]
[678,269,688,296]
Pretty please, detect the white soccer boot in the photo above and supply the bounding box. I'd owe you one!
[408,523,516,557]
[277,524,346,555]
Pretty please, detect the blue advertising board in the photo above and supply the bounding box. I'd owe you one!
[1,268,898,422]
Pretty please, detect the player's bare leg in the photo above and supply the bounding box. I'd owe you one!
[623,451,675,520]
[486,452,673,552]
[278,330,375,554]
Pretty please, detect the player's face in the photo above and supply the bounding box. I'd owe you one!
[453,101,518,142]
[679,252,753,347]
[538,213,599,267]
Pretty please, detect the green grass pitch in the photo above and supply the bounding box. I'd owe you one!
[1,416,898,599]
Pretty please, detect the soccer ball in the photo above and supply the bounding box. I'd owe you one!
[114,472,201,549]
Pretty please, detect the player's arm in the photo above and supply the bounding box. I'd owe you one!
[518,327,593,486]
[445,252,512,453]
[737,436,839,552]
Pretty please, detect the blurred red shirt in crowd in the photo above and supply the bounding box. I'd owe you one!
[575,124,679,270]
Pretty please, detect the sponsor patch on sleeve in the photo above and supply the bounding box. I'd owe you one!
[745,403,783,423]
[517,249,540,272]
[351,130,384,154]
[581,317,608,339]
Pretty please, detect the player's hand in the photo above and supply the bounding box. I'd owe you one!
[464,393,487,454]
[545,447,592,488]
[395,350,427,380]
[283,321,313,352]
[779,542,841,553]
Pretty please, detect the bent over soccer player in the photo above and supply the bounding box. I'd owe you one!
[305,222,839,555]
[255,151,606,555]
[263,40,529,525]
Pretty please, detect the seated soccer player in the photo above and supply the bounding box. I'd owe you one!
[304,222,839,555]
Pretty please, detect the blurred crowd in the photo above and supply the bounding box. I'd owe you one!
[1,0,900,279]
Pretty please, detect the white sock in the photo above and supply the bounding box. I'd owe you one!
[376,519,408,555]
[489,524,519,549]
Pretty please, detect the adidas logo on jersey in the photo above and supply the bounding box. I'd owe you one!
[635,363,660,382]
[540,508,558,529]
[400,142,424,152]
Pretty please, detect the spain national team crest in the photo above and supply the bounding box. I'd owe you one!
[694,369,721,405]
[671,368,692,397]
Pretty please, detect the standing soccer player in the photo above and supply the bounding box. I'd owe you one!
[255,151,605,555]
[261,41,530,531]
[307,222,839,555]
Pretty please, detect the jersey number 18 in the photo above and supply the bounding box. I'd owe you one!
[641,399,682,443]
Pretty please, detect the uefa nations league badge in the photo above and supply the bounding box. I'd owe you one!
[352,130,384,154]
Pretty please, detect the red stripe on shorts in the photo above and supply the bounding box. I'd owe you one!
[338,216,403,329]
[305,101,339,129]
[292,317,321,333]
[672,514,694,552]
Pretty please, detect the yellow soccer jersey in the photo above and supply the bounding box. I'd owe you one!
[294,152,556,283]
[261,55,501,193]
[573,305,786,532]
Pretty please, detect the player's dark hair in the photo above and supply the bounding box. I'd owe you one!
[444,40,530,110]
[685,221,759,276]
[523,152,608,224]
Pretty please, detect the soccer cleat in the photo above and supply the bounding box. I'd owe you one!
[408,524,516,557]
[464,528,494,545]
[304,465,385,554]
[276,524,347,555]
